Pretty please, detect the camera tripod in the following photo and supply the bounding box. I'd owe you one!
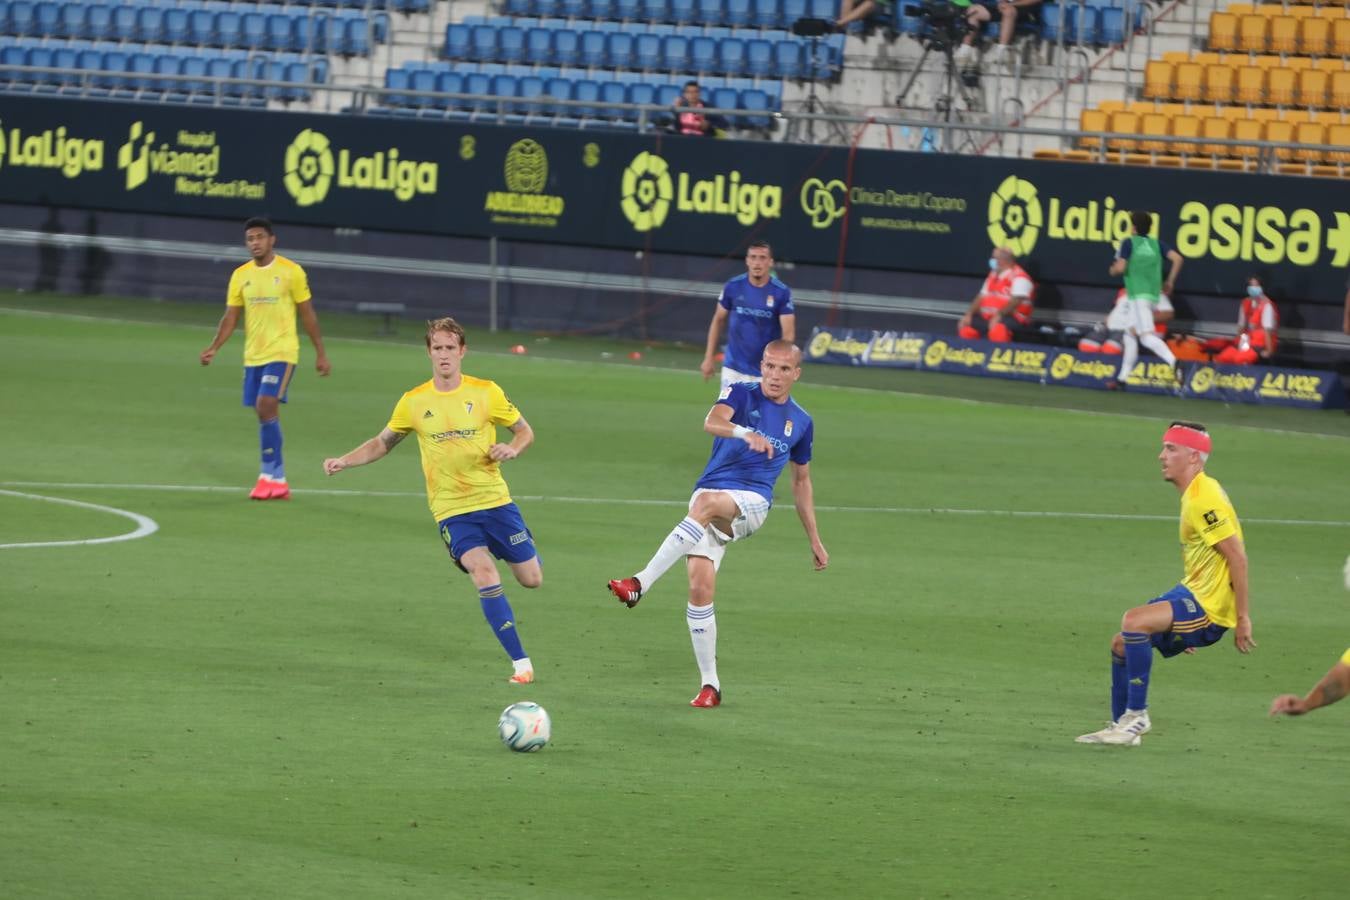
[894,39,982,153]
[786,31,851,145]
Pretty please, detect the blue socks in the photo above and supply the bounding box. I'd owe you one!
[1110,652,1128,721]
[1122,632,1153,712]
[479,584,526,661]
[259,417,284,479]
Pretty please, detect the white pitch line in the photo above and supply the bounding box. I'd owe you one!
[0,489,160,549]
[2,480,1347,528]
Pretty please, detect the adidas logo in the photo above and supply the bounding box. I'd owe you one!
[499,620,514,631]
[423,409,434,419]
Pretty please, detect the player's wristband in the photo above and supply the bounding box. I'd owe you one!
[731,425,751,439]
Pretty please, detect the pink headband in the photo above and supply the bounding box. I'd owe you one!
[1163,425,1211,455]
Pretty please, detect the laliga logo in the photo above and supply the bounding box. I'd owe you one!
[1050,353,1076,380]
[807,331,834,358]
[1190,367,1216,394]
[621,151,673,232]
[284,128,334,207]
[800,178,847,229]
[987,175,1042,257]
[924,340,948,368]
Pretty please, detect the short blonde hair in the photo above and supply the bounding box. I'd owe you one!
[425,317,466,348]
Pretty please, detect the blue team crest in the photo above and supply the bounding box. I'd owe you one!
[465,401,474,414]
[784,419,793,437]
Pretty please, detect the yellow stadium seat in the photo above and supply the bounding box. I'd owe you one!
[1032,149,1064,160]
[1249,106,1282,123]
[1284,56,1312,72]
[1317,5,1348,21]
[1268,67,1297,105]
[1205,64,1236,103]
[1330,70,1350,107]
[1231,117,1264,160]
[1170,114,1201,155]
[1299,16,1330,54]
[1128,100,1157,114]
[1327,124,1350,163]
[1098,99,1127,114]
[1333,19,1350,55]
[1209,12,1239,51]
[1175,61,1204,101]
[1079,108,1108,151]
[1235,65,1266,104]
[1159,102,1189,117]
[1227,3,1254,16]
[1269,15,1298,52]
[1143,59,1173,99]
[1140,112,1170,152]
[1201,116,1233,156]
[1285,5,1316,19]
[1265,118,1295,160]
[1314,57,1346,74]
[1298,68,1329,107]
[1294,121,1326,162]
[1193,51,1222,65]
[1238,14,1269,51]
[1108,110,1141,152]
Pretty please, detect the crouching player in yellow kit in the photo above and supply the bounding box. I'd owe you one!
[1077,421,1255,746]
[323,318,542,684]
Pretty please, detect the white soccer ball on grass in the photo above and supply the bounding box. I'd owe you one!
[498,701,551,752]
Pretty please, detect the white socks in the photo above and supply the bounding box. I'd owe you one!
[634,517,705,595]
[687,603,718,691]
[1119,332,1177,381]
[513,657,532,674]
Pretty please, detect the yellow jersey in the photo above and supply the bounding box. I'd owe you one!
[1341,648,1350,667]
[387,376,522,521]
[226,254,312,366]
[1178,471,1244,628]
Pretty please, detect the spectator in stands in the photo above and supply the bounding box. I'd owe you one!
[672,81,725,137]
[836,0,896,29]
[957,246,1034,343]
[1079,288,1173,355]
[955,0,1043,67]
[1208,276,1278,366]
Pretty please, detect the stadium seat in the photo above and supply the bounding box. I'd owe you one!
[1229,116,1261,162]
[614,0,640,17]
[85,5,111,41]
[55,2,83,40]
[1203,63,1233,104]
[135,6,164,43]
[1169,114,1200,155]
[1293,120,1326,163]
[1329,69,1350,109]
[751,0,780,28]
[578,29,605,66]
[1208,12,1237,51]
[463,71,492,113]
[710,85,738,115]
[1327,123,1350,165]
[770,39,801,79]
[606,31,634,68]
[1106,110,1139,152]
[1332,18,1350,56]
[642,0,671,22]
[1267,67,1295,106]
[384,67,412,106]
[1297,67,1328,108]
[1078,108,1107,152]
[543,76,573,116]
[725,0,750,25]
[1297,14,1328,55]
[1199,116,1231,157]
[1234,64,1265,104]
[1265,117,1294,160]
[446,23,471,59]
[661,34,689,72]
[217,11,241,48]
[436,69,464,108]
[240,12,266,49]
[1238,13,1268,52]
[720,37,747,76]
[627,80,656,109]
[1142,59,1171,99]
[1174,60,1202,101]
[741,87,770,127]
[599,80,627,118]
[1099,7,1125,45]
[33,0,56,36]
[1268,13,1297,53]
[690,35,717,72]
[746,38,772,76]
[470,24,498,62]
[8,1,36,37]
[634,32,661,68]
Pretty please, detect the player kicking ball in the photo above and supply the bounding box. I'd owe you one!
[1076,422,1255,746]
[608,341,828,707]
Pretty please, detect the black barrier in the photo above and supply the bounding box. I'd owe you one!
[4,95,1350,301]
[805,327,1347,409]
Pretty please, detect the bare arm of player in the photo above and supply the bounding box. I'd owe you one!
[297,300,331,376]
[489,416,533,461]
[700,305,730,381]
[200,306,241,366]
[779,313,796,344]
[1163,249,1183,296]
[790,461,828,571]
[323,428,406,475]
[704,402,772,457]
[1216,535,1255,653]
[1270,660,1350,716]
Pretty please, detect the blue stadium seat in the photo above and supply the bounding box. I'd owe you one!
[573,78,601,117]
[740,86,769,127]
[386,67,414,107]
[135,6,164,43]
[186,9,212,46]
[709,85,737,115]
[9,1,36,37]
[599,79,626,117]
[436,69,463,108]
[781,0,806,25]
[580,29,607,66]
[28,45,55,89]
[52,45,78,87]
[470,24,498,62]
[266,14,294,52]
[806,0,832,19]
[162,7,188,44]
[634,32,660,67]
[503,0,533,15]
[524,27,552,63]
[84,4,112,40]
[661,34,689,72]
[344,16,369,55]
[294,13,324,52]
[655,82,680,106]
[670,0,694,22]
[544,76,572,116]
[689,35,716,72]
[725,0,750,25]
[628,80,656,109]
[606,31,633,67]
[720,36,746,75]
[445,23,471,58]
[553,28,580,65]
[614,0,639,19]
[1039,2,1063,41]
[216,11,242,48]
[695,0,723,25]
[240,12,266,49]
[499,25,526,62]
[56,2,84,39]
[751,0,780,28]
[490,73,520,112]
[517,74,546,116]
[641,0,670,22]
[34,0,57,36]
[1099,6,1124,45]
[128,50,157,92]
[771,39,801,78]
[745,37,772,75]
[1074,5,1100,44]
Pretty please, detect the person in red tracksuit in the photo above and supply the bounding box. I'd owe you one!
[958,246,1034,343]
[1214,277,1278,365]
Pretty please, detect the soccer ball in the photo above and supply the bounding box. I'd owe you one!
[498,701,551,752]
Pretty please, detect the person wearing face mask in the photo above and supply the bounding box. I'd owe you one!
[957,246,1034,343]
[1211,277,1278,365]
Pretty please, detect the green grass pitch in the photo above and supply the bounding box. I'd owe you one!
[2,293,1348,899]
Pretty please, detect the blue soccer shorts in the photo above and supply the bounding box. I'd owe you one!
[1148,584,1228,658]
[438,502,538,572]
[242,362,294,407]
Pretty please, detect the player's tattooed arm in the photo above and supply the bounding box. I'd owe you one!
[380,429,407,451]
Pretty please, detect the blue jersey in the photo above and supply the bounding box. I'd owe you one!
[718,274,794,376]
[695,383,813,503]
